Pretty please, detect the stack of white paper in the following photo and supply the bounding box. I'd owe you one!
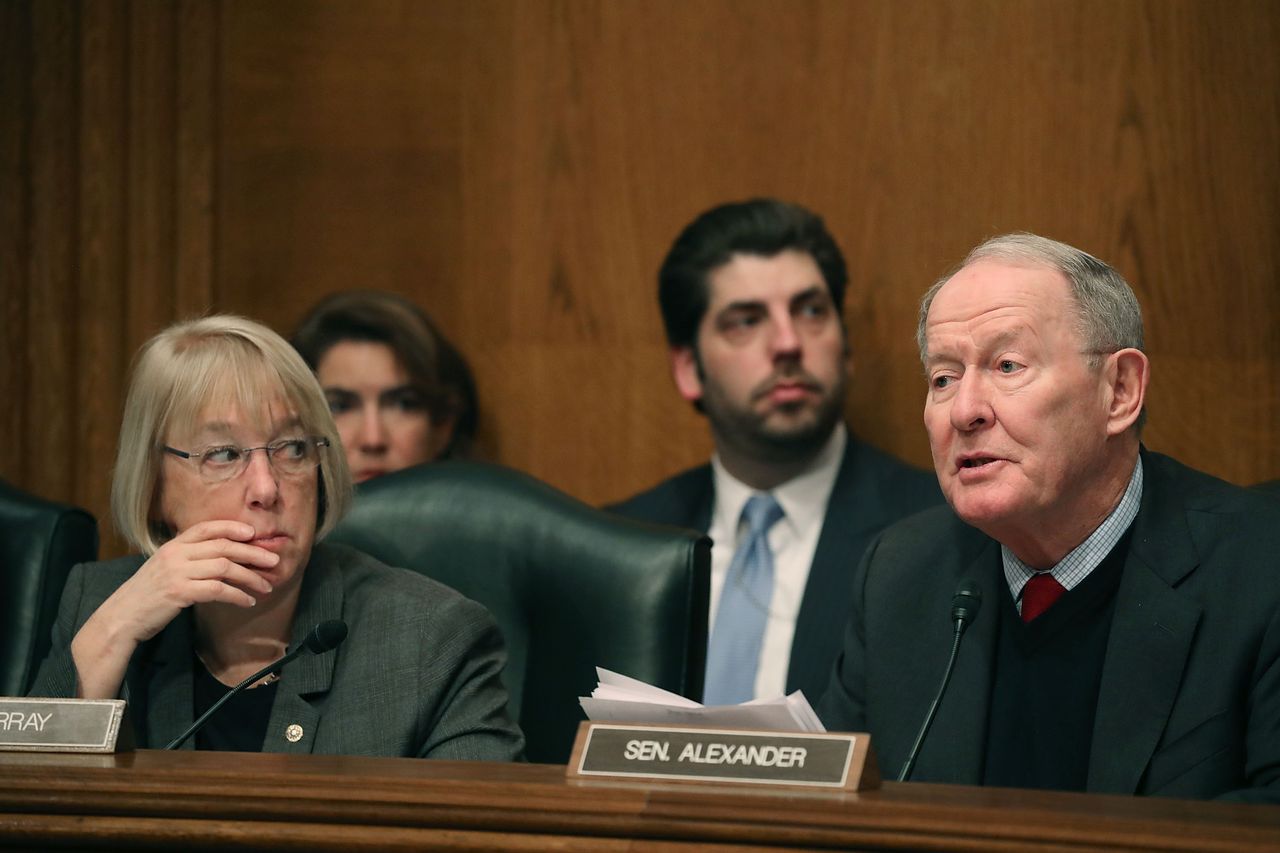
[579,668,826,732]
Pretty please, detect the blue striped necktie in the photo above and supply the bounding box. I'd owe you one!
[703,493,784,705]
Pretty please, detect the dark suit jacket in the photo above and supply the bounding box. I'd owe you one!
[609,432,941,703]
[30,542,525,760]
[818,450,1280,801]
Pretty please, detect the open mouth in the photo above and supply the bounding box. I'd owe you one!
[960,457,998,469]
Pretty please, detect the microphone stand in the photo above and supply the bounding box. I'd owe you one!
[897,583,981,782]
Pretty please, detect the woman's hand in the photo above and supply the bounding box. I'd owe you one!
[70,520,278,699]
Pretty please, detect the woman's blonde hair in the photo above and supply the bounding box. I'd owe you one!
[111,315,353,553]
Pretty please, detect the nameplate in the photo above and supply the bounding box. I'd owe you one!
[567,722,878,791]
[0,698,132,753]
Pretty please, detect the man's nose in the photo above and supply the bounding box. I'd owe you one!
[950,374,993,431]
[769,314,802,359]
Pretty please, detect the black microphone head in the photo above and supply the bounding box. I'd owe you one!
[951,581,982,627]
[303,619,348,655]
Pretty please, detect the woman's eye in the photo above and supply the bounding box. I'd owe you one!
[274,439,308,460]
[387,391,426,412]
[204,446,241,465]
[326,395,354,415]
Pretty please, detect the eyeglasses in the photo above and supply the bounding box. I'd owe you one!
[163,437,330,483]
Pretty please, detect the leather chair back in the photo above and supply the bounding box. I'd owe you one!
[328,461,710,763]
[1254,478,1280,497]
[0,481,99,695]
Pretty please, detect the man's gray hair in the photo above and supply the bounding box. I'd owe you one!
[916,232,1144,368]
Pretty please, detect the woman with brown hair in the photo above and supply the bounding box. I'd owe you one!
[292,291,478,482]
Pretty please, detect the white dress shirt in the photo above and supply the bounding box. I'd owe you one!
[707,425,846,700]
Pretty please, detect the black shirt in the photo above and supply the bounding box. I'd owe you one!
[192,655,278,752]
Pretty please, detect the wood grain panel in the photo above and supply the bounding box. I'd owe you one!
[126,0,178,349]
[0,0,32,487]
[2,751,1280,852]
[4,0,1277,556]
[174,0,217,317]
[27,1,79,500]
[77,0,128,543]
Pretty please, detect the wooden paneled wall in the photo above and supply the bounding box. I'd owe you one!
[4,0,1278,557]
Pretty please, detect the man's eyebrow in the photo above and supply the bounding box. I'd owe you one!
[925,326,1029,364]
[789,285,830,305]
[716,299,767,315]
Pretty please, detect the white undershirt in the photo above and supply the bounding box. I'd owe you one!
[707,425,846,700]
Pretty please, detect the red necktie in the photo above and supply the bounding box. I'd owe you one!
[1021,573,1066,623]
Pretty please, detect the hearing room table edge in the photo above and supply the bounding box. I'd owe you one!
[0,750,1277,851]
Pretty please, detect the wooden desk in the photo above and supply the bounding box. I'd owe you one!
[0,750,1277,851]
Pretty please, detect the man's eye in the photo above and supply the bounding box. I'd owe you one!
[998,360,1020,374]
[931,375,953,390]
[723,313,760,330]
[204,446,241,465]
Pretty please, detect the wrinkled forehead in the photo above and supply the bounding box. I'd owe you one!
[929,261,1074,328]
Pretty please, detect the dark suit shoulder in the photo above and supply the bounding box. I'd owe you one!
[605,464,713,527]
[1144,450,1280,518]
[69,554,146,598]
[314,541,487,620]
[842,438,942,512]
[1138,451,1280,587]
[869,503,982,568]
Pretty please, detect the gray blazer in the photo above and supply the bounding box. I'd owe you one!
[818,450,1280,801]
[30,541,525,760]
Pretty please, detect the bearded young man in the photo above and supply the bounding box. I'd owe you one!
[609,199,940,706]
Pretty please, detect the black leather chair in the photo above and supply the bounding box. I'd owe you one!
[327,461,710,764]
[0,481,99,696]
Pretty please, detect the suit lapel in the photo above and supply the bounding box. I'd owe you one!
[912,537,1000,784]
[139,609,197,750]
[1088,454,1202,793]
[265,544,344,754]
[790,440,897,697]
[688,467,714,533]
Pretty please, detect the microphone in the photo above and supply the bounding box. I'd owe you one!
[897,582,982,782]
[164,619,348,750]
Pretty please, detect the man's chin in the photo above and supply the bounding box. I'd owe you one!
[948,490,1028,535]
[753,416,837,455]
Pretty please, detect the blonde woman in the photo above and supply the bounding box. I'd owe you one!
[31,316,522,759]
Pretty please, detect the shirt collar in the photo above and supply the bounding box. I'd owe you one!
[710,424,846,539]
[1003,455,1144,599]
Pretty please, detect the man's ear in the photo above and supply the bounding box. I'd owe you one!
[670,345,703,403]
[1104,348,1149,436]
